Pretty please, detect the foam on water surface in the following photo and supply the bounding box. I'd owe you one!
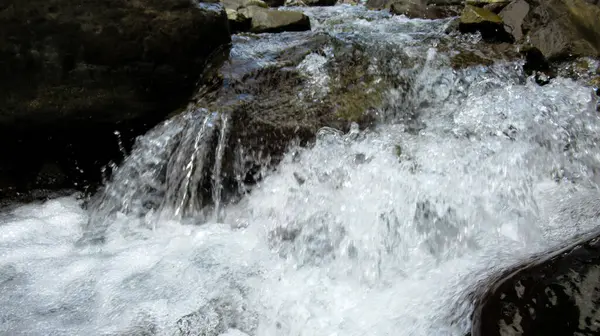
[2,5,600,336]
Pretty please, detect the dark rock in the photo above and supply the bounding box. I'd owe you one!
[301,0,338,6]
[368,0,460,17]
[498,0,529,41]
[264,0,286,6]
[458,5,514,42]
[0,0,231,198]
[471,229,600,336]
[522,47,555,85]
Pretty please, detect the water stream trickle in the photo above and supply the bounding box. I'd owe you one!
[2,4,600,336]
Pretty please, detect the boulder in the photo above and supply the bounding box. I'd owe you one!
[471,230,600,336]
[524,0,600,60]
[459,5,513,42]
[498,0,529,41]
[239,7,311,33]
[0,0,231,198]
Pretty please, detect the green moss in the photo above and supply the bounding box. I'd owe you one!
[460,5,503,24]
[395,144,402,157]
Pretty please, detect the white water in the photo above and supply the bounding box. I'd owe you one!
[2,5,600,336]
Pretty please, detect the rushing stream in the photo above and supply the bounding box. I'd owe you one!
[2,5,600,336]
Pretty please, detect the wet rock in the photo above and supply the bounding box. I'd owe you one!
[459,5,513,42]
[450,50,494,69]
[390,0,452,19]
[524,0,600,60]
[301,0,338,6]
[465,0,510,4]
[522,47,555,85]
[263,0,286,6]
[0,0,231,198]
[498,0,529,41]
[238,7,311,33]
[471,230,600,336]
[175,294,257,336]
[368,0,460,17]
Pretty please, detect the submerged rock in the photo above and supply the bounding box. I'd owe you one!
[471,230,600,336]
[0,0,231,198]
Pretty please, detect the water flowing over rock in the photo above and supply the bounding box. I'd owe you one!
[471,226,600,336]
[2,2,600,336]
[0,0,231,199]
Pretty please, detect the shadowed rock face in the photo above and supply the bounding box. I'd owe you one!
[0,0,231,198]
[472,230,600,336]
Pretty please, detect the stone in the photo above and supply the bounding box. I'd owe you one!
[522,47,555,85]
[499,0,529,41]
[301,0,338,5]
[367,0,460,18]
[461,5,503,24]
[221,0,268,10]
[0,0,231,198]
[390,0,450,19]
[465,0,510,5]
[239,7,311,33]
[524,0,600,60]
[263,0,286,6]
[471,229,600,336]
[459,5,513,42]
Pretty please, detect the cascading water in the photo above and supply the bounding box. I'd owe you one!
[2,4,600,336]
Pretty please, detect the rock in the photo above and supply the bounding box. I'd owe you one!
[301,0,338,6]
[263,0,286,6]
[465,0,510,5]
[460,5,503,25]
[450,50,494,69]
[239,7,311,33]
[524,0,600,60]
[367,0,460,18]
[483,3,509,13]
[390,0,451,19]
[471,230,600,336]
[498,0,529,41]
[522,47,555,85]
[222,0,268,10]
[459,5,513,42]
[0,0,231,198]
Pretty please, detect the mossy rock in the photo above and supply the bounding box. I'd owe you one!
[460,5,503,24]
[450,51,494,69]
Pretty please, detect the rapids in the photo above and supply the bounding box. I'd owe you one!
[2,4,600,336]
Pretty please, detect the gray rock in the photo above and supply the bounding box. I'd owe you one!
[524,0,600,60]
[239,7,311,33]
[499,0,529,41]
